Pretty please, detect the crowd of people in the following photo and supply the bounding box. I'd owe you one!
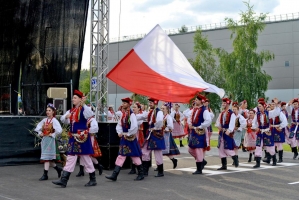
[34,89,299,187]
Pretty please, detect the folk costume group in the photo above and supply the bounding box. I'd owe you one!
[35,89,299,187]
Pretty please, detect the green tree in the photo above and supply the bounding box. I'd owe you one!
[215,1,274,108]
[189,28,225,113]
[79,69,90,95]
[179,25,188,33]
[131,93,148,105]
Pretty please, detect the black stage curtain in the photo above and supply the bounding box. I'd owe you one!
[0,0,89,115]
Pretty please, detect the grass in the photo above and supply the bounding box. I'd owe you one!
[175,138,292,152]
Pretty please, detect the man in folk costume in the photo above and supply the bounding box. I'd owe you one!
[137,98,165,177]
[76,115,103,177]
[215,97,238,170]
[286,98,299,159]
[251,98,281,168]
[239,100,249,152]
[171,103,186,147]
[187,94,211,174]
[269,100,288,163]
[203,98,215,148]
[183,100,196,140]
[52,90,96,187]
[105,98,144,181]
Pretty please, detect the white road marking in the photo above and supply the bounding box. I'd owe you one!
[288,181,299,185]
[0,194,16,200]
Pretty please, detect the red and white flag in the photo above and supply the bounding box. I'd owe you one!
[107,25,224,103]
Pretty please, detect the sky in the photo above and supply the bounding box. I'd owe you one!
[81,0,299,69]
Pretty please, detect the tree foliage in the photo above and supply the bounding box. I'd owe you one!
[79,69,90,95]
[189,28,225,113]
[215,1,274,108]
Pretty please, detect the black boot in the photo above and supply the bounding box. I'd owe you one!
[171,158,178,169]
[128,164,136,174]
[85,172,97,186]
[232,155,239,167]
[277,150,283,163]
[292,147,298,159]
[263,150,267,159]
[248,153,252,163]
[105,165,121,181]
[253,152,256,161]
[180,140,184,147]
[272,154,277,166]
[39,170,48,181]
[54,166,62,178]
[253,157,261,168]
[201,159,207,170]
[192,162,202,175]
[52,171,71,188]
[76,165,84,177]
[98,163,103,175]
[275,146,278,153]
[134,165,144,181]
[262,152,271,164]
[217,158,227,170]
[142,161,150,177]
[155,164,164,177]
[242,144,247,152]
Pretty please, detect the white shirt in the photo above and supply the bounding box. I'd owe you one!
[215,110,237,133]
[60,104,94,124]
[170,110,184,123]
[187,106,212,129]
[163,114,174,132]
[116,112,138,136]
[136,109,163,130]
[286,103,299,121]
[88,117,99,133]
[251,107,281,129]
[233,113,247,131]
[35,117,62,138]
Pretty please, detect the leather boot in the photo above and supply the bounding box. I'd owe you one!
[128,163,136,174]
[155,164,164,177]
[253,157,261,168]
[52,171,71,188]
[272,154,277,166]
[39,170,48,181]
[171,158,178,169]
[248,153,252,163]
[180,140,184,147]
[76,165,84,177]
[232,155,239,167]
[98,163,103,175]
[217,157,227,170]
[105,165,121,181]
[253,152,256,161]
[201,159,207,170]
[192,162,202,175]
[263,150,267,159]
[142,161,150,177]
[54,166,62,178]
[85,172,97,186]
[262,152,271,164]
[242,144,247,152]
[277,150,283,163]
[292,147,298,159]
[134,165,144,181]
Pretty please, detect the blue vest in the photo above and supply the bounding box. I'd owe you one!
[149,107,160,128]
[122,109,133,132]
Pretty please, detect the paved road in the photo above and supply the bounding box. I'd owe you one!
[1,147,299,200]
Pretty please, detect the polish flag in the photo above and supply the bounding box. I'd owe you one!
[107,25,225,103]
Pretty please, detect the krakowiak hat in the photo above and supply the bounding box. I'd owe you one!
[196,94,206,102]
[281,102,286,106]
[222,98,231,104]
[258,98,264,103]
[148,97,159,105]
[293,98,299,103]
[121,97,133,105]
[232,101,239,107]
[74,89,83,98]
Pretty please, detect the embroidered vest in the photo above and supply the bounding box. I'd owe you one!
[292,108,299,123]
[122,109,133,132]
[220,109,233,129]
[148,107,160,128]
[191,106,206,126]
[257,111,270,129]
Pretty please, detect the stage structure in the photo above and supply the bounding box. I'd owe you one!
[90,0,110,122]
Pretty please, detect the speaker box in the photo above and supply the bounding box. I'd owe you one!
[97,122,120,146]
[47,87,67,98]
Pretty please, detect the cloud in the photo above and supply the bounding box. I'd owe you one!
[160,12,198,29]
[133,0,174,12]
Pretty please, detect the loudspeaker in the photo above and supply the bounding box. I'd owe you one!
[97,122,120,146]
[47,87,67,98]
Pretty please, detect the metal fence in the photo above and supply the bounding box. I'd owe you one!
[110,12,299,43]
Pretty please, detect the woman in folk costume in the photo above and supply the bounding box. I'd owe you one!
[269,100,288,163]
[107,105,117,122]
[105,98,144,181]
[171,103,186,147]
[52,90,97,188]
[244,109,257,162]
[76,115,103,177]
[35,103,63,181]
[286,98,299,159]
[203,99,215,151]
[128,101,145,175]
[161,103,180,169]
[231,102,247,166]
[188,94,212,174]
[251,99,281,168]
[239,100,249,152]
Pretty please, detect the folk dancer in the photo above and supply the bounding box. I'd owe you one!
[251,98,281,168]
[52,90,97,187]
[76,116,103,177]
[203,98,215,151]
[244,109,257,162]
[161,103,180,169]
[171,103,186,147]
[231,102,247,165]
[35,103,62,181]
[108,105,117,122]
[286,98,299,159]
[137,98,165,177]
[183,100,196,141]
[269,100,288,163]
[105,98,144,181]
[188,94,212,174]
[216,98,238,170]
[240,100,249,152]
